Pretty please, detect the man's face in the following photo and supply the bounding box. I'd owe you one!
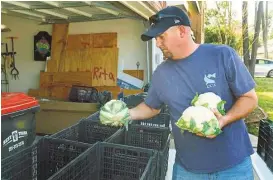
[155,26,182,60]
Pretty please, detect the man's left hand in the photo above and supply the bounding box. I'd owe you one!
[196,108,226,139]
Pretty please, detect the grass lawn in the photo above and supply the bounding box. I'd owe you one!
[255,78,273,119]
[247,78,273,136]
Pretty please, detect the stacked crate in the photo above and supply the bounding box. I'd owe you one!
[257,118,273,172]
[120,94,171,180]
[1,93,171,180]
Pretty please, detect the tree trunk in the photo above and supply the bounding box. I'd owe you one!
[242,1,250,69]
[254,1,258,27]
[250,1,264,78]
[227,1,232,45]
[215,2,223,43]
[265,1,269,58]
[261,6,268,59]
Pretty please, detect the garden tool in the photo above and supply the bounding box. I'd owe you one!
[7,37,19,80]
[1,43,10,92]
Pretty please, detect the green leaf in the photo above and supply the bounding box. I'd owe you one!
[202,121,210,134]
[217,100,226,115]
[189,118,196,130]
[192,127,200,134]
[191,93,199,105]
[202,103,209,108]
[208,118,219,128]
[204,127,216,136]
[176,118,188,129]
[214,128,222,136]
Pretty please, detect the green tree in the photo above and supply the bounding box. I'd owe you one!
[204,2,242,53]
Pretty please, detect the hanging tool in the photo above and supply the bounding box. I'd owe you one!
[1,43,10,92]
[7,37,19,80]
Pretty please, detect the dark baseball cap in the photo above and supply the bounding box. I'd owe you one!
[141,6,191,41]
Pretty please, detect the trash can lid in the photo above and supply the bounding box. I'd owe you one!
[1,92,39,115]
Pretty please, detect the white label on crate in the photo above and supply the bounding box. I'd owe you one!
[3,130,28,152]
[8,141,24,152]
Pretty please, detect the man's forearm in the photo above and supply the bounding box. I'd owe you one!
[128,102,161,120]
[221,89,258,127]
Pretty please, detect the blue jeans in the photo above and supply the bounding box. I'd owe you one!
[172,156,254,180]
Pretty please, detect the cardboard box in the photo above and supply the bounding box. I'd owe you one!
[117,72,144,89]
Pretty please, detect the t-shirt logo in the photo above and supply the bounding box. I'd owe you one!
[204,73,216,88]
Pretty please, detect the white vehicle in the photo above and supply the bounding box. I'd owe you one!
[255,58,273,77]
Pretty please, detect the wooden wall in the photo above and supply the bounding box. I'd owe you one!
[29,24,144,100]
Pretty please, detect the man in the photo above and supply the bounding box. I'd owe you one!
[128,6,258,180]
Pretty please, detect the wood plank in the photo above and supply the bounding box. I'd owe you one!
[49,24,69,72]
[39,72,54,88]
[123,70,144,81]
[53,72,93,87]
[92,33,117,48]
[90,48,118,86]
[66,34,91,50]
[80,49,92,72]
[40,72,93,88]
[38,100,98,112]
[50,86,71,100]
[28,88,51,98]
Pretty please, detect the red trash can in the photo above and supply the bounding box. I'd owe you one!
[1,92,40,159]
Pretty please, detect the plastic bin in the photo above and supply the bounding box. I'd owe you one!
[51,142,157,180]
[1,92,40,159]
[51,112,123,145]
[266,121,273,173]
[131,113,170,128]
[123,94,170,114]
[1,137,91,180]
[257,119,271,160]
[107,124,170,180]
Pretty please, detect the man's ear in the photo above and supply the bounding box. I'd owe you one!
[178,25,185,38]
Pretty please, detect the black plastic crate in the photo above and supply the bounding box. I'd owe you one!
[51,112,123,145]
[257,119,271,160]
[50,142,157,180]
[131,112,170,128]
[266,153,273,173]
[123,95,145,108]
[1,137,90,180]
[107,124,170,180]
[123,94,169,113]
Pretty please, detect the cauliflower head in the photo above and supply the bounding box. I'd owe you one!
[176,105,222,136]
[191,92,226,115]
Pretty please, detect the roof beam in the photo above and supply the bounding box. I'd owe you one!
[42,1,93,18]
[11,10,45,18]
[83,1,120,16]
[119,1,149,19]
[195,1,200,14]
[138,2,156,14]
[36,9,68,19]
[64,8,93,18]
[3,1,67,19]
[3,1,31,9]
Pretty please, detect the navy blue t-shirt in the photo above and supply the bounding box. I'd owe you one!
[145,44,255,173]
